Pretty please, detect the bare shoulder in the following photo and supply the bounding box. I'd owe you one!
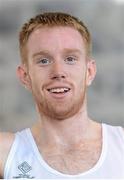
[0,132,15,178]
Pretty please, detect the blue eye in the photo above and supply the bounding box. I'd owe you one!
[38,58,52,65]
[65,56,77,64]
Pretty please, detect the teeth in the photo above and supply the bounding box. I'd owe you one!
[49,88,70,93]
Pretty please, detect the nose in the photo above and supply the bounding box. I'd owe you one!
[51,74,66,80]
[50,61,67,80]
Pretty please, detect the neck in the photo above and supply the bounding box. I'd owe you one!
[32,105,98,149]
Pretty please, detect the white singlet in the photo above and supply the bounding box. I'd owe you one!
[4,123,124,179]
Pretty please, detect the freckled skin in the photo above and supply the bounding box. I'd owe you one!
[26,27,89,120]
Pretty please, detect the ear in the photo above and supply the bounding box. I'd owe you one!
[16,64,32,90]
[86,59,96,86]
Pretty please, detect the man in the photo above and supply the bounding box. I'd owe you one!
[0,12,124,179]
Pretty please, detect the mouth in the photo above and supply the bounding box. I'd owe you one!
[47,87,71,94]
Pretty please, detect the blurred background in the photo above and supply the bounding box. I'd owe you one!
[0,0,124,132]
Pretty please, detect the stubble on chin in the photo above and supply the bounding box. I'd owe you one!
[36,88,86,121]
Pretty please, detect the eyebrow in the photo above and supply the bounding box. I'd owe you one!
[63,48,83,55]
[32,48,82,58]
[32,51,51,58]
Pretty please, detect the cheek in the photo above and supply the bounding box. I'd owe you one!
[72,67,87,84]
[71,74,86,96]
[29,66,44,81]
[77,75,87,96]
[28,70,43,91]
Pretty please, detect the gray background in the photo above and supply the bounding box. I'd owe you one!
[0,0,124,132]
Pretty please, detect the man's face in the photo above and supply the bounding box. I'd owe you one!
[19,26,96,120]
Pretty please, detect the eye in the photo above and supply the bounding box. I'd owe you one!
[37,58,52,65]
[65,56,77,65]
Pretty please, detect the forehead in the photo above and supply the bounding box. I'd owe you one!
[27,26,86,55]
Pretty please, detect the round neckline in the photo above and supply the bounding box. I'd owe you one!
[27,123,108,177]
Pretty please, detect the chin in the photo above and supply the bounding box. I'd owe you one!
[37,90,86,120]
[44,103,83,120]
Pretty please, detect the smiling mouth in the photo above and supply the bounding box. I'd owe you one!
[47,87,71,93]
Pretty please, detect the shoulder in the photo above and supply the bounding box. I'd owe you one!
[0,132,15,178]
[103,123,124,144]
[103,123,124,133]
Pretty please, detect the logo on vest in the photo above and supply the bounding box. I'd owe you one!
[13,161,35,179]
